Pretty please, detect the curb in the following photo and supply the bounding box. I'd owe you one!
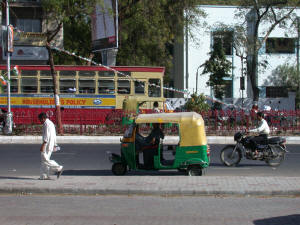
[1,187,299,197]
[0,135,299,144]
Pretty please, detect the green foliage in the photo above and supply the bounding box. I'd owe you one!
[265,63,299,89]
[48,0,205,89]
[184,93,210,112]
[201,40,232,100]
[117,0,205,81]
[264,63,300,109]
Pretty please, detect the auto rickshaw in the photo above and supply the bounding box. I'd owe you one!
[109,112,210,176]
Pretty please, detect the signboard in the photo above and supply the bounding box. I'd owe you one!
[2,46,48,60]
[91,0,118,51]
[14,32,47,46]
[0,94,116,109]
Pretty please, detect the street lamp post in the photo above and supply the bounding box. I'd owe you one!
[196,64,202,94]
[4,0,13,134]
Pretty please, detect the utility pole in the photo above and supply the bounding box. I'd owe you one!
[4,0,13,134]
[297,17,300,109]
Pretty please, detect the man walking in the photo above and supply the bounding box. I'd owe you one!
[38,112,63,180]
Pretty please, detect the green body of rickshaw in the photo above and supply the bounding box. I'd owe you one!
[110,112,210,176]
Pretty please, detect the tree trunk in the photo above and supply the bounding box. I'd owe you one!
[46,43,63,135]
[247,51,259,102]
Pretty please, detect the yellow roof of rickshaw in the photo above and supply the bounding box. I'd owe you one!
[135,112,202,124]
[136,112,207,146]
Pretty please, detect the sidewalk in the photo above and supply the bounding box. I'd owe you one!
[0,135,299,144]
[0,175,299,197]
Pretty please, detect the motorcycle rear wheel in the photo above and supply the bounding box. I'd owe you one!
[220,145,242,167]
[265,145,285,167]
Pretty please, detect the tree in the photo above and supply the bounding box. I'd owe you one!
[40,0,102,134]
[53,1,205,91]
[264,63,300,108]
[117,0,205,84]
[201,39,232,108]
[234,0,298,101]
[184,93,210,112]
[264,63,299,88]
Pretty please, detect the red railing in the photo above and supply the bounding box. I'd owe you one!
[10,109,300,135]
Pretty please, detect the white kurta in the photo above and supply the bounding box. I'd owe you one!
[40,118,62,179]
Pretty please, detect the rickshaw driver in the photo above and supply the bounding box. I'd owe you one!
[135,123,165,168]
[146,123,164,145]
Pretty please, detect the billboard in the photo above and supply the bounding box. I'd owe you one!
[91,0,118,52]
[2,46,48,61]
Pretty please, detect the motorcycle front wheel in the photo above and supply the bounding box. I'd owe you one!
[220,145,242,167]
[265,145,286,167]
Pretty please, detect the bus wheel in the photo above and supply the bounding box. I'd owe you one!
[112,163,127,175]
[187,165,202,176]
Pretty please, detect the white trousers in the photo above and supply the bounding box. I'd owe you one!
[40,150,62,179]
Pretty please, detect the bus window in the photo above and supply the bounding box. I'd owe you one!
[21,70,37,76]
[59,70,76,76]
[79,79,95,94]
[21,77,37,93]
[98,79,115,94]
[148,79,161,97]
[40,79,54,93]
[59,79,76,93]
[79,71,96,77]
[99,71,115,77]
[134,81,145,94]
[117,71,131,77]
[117,80,130,94]
[40,70,52,76]
[3,78,18,93]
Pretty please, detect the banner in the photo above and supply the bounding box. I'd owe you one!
[91,0,118,51]
[0,94,116,109]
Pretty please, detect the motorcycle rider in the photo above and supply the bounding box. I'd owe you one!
[247,111,270,157]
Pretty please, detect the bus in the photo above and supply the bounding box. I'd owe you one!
[0,65,165,124]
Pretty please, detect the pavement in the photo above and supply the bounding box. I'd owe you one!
[0,135,300,197]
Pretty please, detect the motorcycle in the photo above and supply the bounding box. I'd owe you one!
[220,131,287,167]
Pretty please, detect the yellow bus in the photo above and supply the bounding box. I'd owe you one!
[0,65,165,124]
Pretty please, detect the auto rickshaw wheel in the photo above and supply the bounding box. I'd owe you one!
[112,162,127,175]
[187,165,203,176]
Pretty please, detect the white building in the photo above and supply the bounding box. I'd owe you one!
[183,5,300,106]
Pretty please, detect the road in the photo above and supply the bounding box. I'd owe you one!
[0,144,299,177]
[0,195,299,225]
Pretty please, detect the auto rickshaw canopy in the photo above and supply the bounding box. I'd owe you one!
[135,112,207,147]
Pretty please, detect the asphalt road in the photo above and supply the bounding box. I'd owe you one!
[0,144,299,177]
[0,195,299,225]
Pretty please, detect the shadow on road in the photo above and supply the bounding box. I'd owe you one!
[209,163,269,167]
[0,176,37,180]
[254,214,300,225]
[62,169,187,176]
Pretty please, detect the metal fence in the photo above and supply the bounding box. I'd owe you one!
[9,109,300,136]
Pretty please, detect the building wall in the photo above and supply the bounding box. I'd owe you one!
[0,0,63,65]
[183,5,300,100]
